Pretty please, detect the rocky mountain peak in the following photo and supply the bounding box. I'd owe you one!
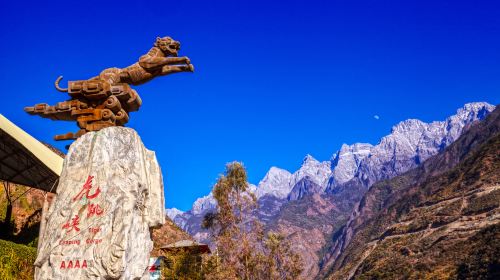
[321,104,500,279]
[455,102,495,122]
[267,166,292,178]
[442,102,496,144]
[354,102,494,188]
[335,143,373,158]
[286,155,332,200]
[302,154,319,165]
[287,176,323,201]
[256,167,293,199]
[291,154,331,188]
[247,183,257,194]
[390,119,426,134]
[330,143,373,186]
[166,207,184,220]
[191,193,216,215]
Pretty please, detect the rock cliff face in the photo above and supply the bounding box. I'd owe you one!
[287,177,323,201]
[168,102,495,279]
[320,104,500,279]
[35,127,165,280]
[329,143,372,186]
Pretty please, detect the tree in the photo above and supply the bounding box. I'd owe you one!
[202,162,303,279]
[161,249,203,280]
[263,232,303,279]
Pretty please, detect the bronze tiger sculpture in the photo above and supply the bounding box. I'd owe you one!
[25,36,194,141]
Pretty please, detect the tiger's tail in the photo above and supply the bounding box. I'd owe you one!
[55,76,68,92]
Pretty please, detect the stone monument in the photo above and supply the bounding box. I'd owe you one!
[27,36,193,279]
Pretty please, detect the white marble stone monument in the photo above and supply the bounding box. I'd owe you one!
[35,127,165,280]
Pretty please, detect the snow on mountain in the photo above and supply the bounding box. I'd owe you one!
[291,155,332,189]
[168,182,258,230]
[166,182,258,239]
[166,208,184,220]
[191,192,217,215]
[328,102,496,190]
[285,155,332,200]
[255,167,293,199]
[255,155,332,201]
[330,143,373,185]
[247,183,257,193]
[435,102,495,151]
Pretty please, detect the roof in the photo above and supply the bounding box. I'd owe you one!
[160,240,211,254]
[0,114,64,192]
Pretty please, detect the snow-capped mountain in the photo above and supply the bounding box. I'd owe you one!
[167,102,495,243]
[255,167,293,199]
[191,193,217,215]
[290,155,332,190]
[166,208,184,220]
[330,143,372,185]
[329,102,496,191]
[319,104,500,279]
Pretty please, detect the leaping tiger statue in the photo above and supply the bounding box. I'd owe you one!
[25,36,194,141]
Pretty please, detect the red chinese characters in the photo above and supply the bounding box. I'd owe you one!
[74,175,105,218]
[62,215,80,233]
[73,175,101,202]
[87,203,104,218]
[63,175,105,237]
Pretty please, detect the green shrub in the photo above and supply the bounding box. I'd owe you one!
[0,239,36,280]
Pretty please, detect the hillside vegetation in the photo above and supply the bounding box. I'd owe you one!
[0,239,36,280]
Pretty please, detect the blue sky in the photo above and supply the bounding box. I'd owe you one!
[1,0,499,211]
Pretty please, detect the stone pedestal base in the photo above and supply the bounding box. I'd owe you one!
[35,127,165,280]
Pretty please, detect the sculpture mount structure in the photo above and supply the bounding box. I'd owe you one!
[25,36,194,141]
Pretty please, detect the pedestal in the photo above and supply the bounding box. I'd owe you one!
[35,127,165,279]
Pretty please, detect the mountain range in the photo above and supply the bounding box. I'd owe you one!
[166,102,496,278]
[320,102,500,279]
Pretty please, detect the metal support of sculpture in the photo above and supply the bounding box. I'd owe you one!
[25,36,194,140]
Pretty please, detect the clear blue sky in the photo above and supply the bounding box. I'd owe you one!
[1,0,499,211]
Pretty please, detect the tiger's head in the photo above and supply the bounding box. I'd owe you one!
[154,36,181,57]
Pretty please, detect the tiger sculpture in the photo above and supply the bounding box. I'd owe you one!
[25,36,194,141]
